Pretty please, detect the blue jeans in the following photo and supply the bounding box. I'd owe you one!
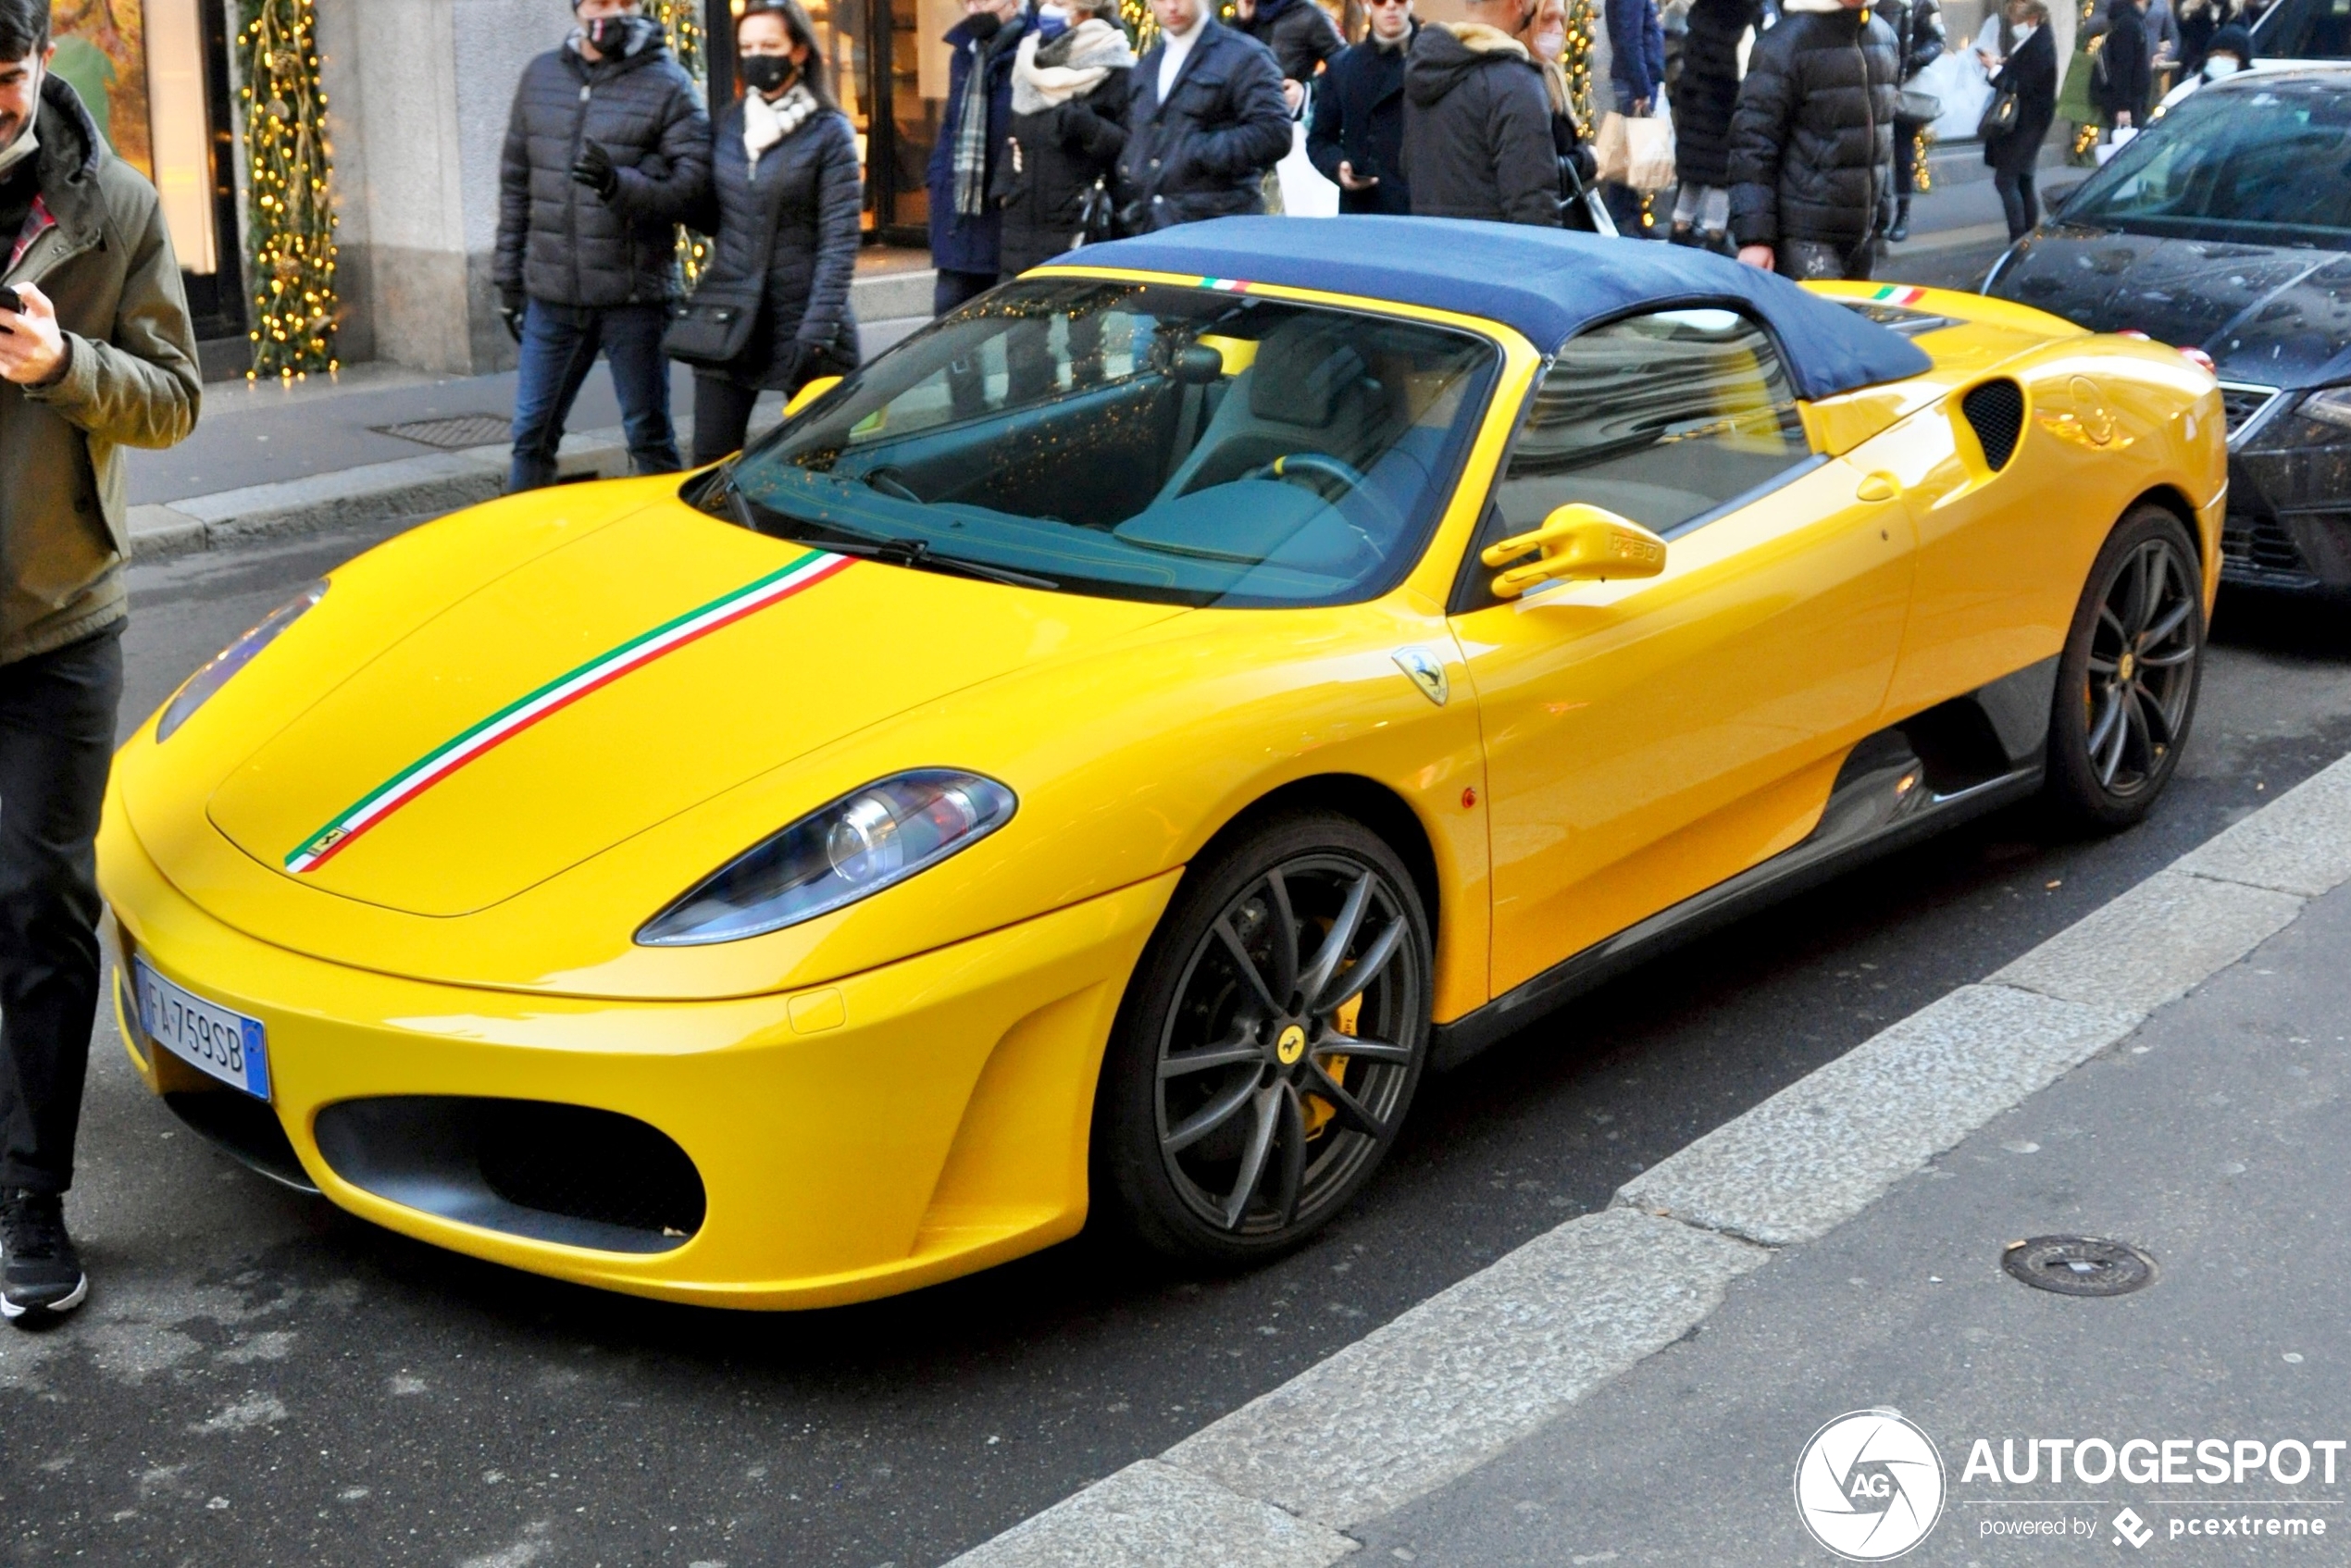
[507,300,680,493]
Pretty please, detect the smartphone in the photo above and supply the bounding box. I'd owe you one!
[0,286,19,314]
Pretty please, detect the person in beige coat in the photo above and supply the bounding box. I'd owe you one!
[0,7,199,1324]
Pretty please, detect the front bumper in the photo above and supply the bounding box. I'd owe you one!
[102,792,1178,1309]
[2220,444,2351,595]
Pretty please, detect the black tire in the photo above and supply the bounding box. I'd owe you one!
[2045,505,2205,829]
[1093,811,1433,1265]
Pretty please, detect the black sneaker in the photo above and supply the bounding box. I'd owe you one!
[1,1191,88,1323]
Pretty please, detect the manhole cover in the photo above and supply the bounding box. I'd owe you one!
[373,414,513,451]
[2002,1236,2156,1297]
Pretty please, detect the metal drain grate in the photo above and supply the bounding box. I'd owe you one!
[373,414,513,451]
[2003,1236,2156,1297]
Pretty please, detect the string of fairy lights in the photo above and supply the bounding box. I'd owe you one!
[237,0,337,380]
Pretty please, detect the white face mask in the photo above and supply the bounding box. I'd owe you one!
[1535,26,1566,56]
[2205,54,2241,75]
[1039,2,1075,20]
[2009,22,2035,44]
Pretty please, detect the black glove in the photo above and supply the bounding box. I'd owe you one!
[570,140,619,201]
[777,341,815,391]
[500,291,528,343]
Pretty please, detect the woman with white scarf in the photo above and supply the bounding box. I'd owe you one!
[991,0,1138,280]
[672,0,862,467]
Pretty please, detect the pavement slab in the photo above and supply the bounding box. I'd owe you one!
[1353,877,2351,1565]
[1161,1209,1768,1530]
[948,1461,1359,1568]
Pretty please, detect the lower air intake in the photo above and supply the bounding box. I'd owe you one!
[314,1097,705,1253]
[1962,380,2026,470]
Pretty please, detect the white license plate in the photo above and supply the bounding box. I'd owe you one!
[133,959,271,1101]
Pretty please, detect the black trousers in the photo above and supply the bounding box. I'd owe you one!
[1994,168,2039,240]
[0,627,123,1195]
[691,374,765,469]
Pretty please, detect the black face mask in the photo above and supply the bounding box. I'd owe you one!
[964,11,1004,40]
[740,52,801,94]
[585,15,640,53]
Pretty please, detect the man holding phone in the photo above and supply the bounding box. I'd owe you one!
[0,0,201,1325]
[1307,0,1419,215]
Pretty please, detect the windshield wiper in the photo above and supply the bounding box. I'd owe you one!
[822,535,1062,591]
[715,468,1058,590]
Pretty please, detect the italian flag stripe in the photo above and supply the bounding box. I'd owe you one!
[285,549,853,875]
[1872,284,1927,305]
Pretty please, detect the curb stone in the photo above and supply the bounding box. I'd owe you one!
[944,747,2351,1567]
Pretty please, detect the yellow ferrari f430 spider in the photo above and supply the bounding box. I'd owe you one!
[102,219,2226,1307]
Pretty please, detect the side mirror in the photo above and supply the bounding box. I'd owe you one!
[784,375,843,419]
[1480,504,1668,600]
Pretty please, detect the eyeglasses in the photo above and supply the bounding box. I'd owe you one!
[1367,1,1410,9]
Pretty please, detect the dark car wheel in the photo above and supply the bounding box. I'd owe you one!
[1095,811,1432,1265]
[2046,506,2206,829]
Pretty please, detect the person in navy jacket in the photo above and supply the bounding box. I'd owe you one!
[928,0,1029,314]
[1307,0,1418,214]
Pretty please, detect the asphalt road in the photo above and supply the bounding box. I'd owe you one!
[6,491,2350,1568]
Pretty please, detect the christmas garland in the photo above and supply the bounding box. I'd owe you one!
[238,0,337,379]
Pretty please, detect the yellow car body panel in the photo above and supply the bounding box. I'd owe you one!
[100,268,2226,1307]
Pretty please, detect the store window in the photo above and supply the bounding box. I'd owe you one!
[46,0,243,348]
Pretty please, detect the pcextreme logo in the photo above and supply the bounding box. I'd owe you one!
[1796,1409,1948,1561]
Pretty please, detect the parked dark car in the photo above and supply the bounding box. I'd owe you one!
[1985,68,2351,594]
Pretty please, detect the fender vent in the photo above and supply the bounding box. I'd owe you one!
[1962,380,2026,470]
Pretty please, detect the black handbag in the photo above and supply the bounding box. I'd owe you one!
[661,281,765,369]
[1978,87,2021,141]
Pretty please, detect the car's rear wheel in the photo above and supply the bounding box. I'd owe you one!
[2046,506,2205,828]
[1094,811,1432,1265]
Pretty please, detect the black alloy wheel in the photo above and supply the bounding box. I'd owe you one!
[1096,812,1432,1263]
[2047,506,2205,828]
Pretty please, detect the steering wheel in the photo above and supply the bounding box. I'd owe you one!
[1241,453,1409,556]
[1243,452,1368,500]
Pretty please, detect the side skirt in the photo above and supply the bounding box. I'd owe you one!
[1429,658,2059,1072]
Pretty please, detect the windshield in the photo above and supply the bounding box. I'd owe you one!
[720,279,1501,608]
[2252,0,2351,58]
[2064,81,2351,244]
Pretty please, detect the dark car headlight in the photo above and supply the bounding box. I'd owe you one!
[637,770,1017,947]
[2244,385,2351,454]
[155,581,328,741]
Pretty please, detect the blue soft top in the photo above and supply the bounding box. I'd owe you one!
[1056,217,1933,403]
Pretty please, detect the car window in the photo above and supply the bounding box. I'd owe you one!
[2251,0,2351,59]
[719,279,1501,609]
[1460,307,1810,607]
[2067,81,2351,243]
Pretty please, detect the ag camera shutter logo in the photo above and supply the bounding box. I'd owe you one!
[1795,1409,1947,1560]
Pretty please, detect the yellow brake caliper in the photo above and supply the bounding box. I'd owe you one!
[1303,992,1359,1139]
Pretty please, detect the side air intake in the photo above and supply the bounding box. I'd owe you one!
[1961,380,2026,470]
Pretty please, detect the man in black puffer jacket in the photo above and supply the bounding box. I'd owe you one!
[1401,0,1561,226]
[495,0,710,492]
[1668,0,1758,248]
[1728,0,1899,280]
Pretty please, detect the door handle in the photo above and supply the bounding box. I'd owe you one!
[1856,471,1901,504]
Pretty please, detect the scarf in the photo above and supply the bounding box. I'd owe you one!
[952,24,1017,218]
[0,69,41,180]
[744,81,821,162]
[1010,19,1138,114]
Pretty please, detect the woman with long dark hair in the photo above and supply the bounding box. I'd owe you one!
[672,0,863,467]
[1983,0,2058,240]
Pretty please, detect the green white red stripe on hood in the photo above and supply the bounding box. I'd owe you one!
[284,548,854,876]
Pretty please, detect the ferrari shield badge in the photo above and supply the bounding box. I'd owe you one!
[1392,646,1449,707]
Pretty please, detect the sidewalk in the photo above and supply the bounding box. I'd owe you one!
[121,256,937,559]
[952,756,2351,1565]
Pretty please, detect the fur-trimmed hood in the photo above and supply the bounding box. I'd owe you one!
[1405,21,1537,106]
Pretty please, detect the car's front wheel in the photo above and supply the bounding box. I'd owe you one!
[2046,505,2206,828]
[1094,811,1432,1264]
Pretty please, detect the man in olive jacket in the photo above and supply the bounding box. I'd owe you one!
[0,4,200,1323]
[495,0,710,491]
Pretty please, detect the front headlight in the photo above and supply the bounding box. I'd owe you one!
[155,580,328,741]
[2245,385,2351,453]
[636,769,1017,947]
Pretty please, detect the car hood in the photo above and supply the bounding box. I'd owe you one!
[204,501,1184,917]
[1994,228,2351,389]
